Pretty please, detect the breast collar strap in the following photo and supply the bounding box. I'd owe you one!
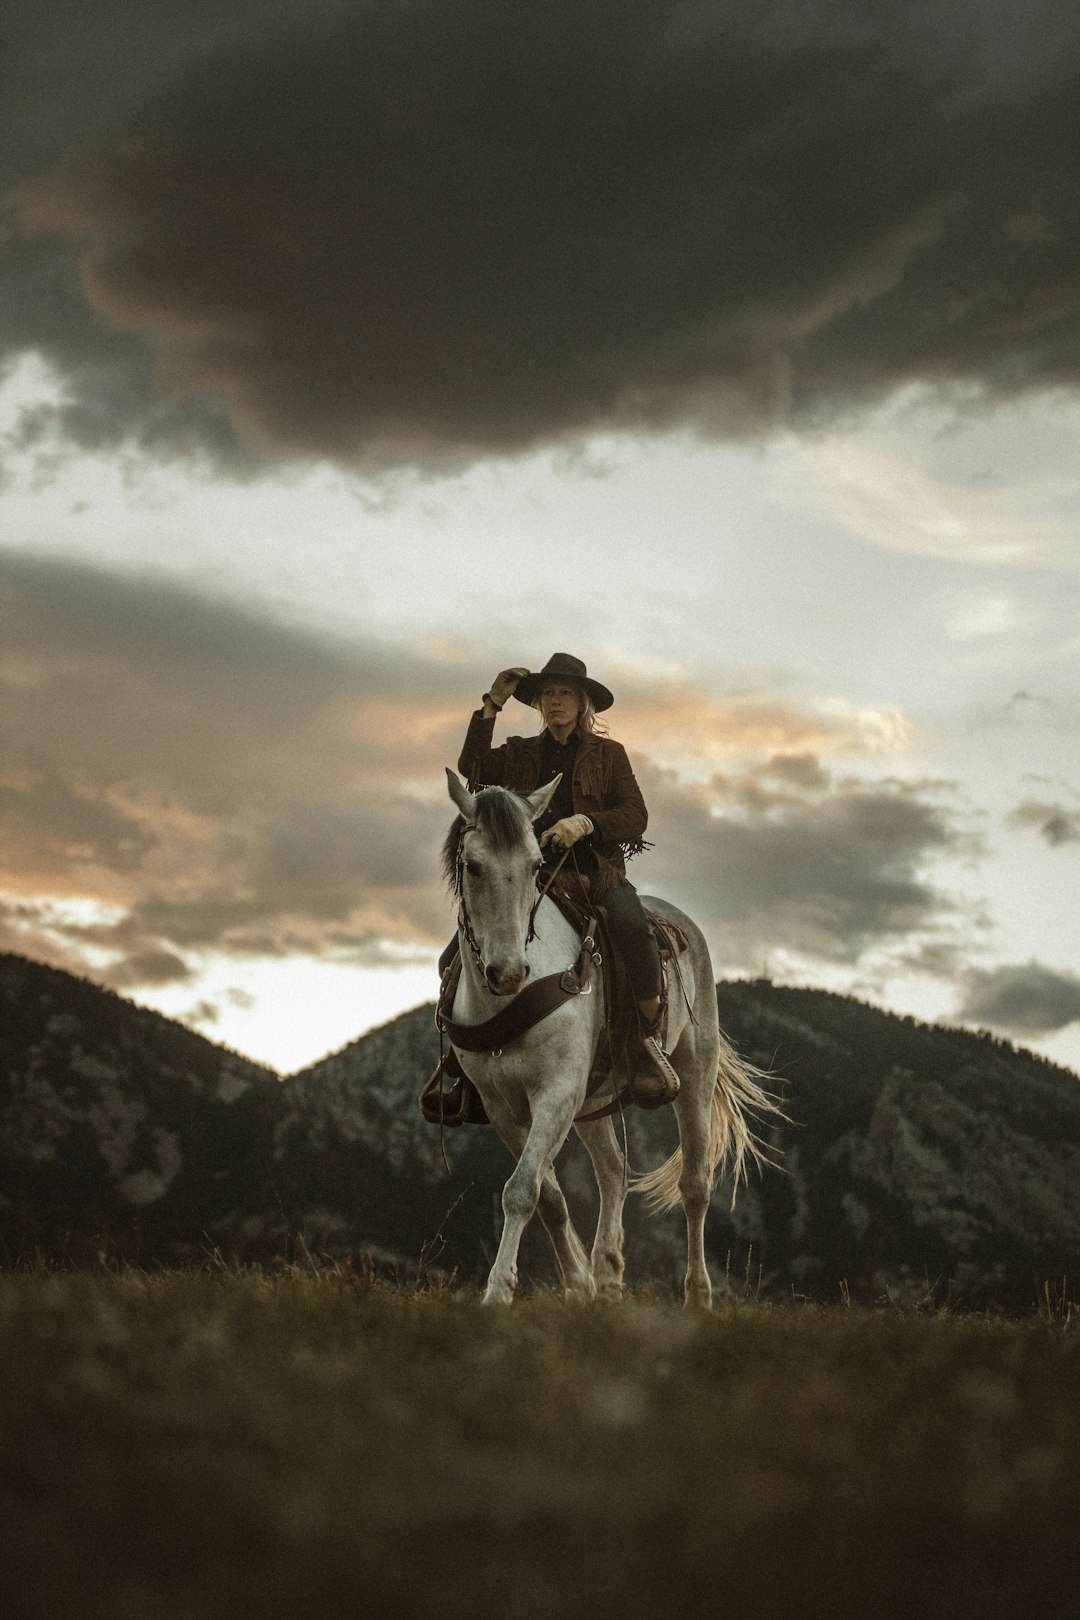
[437,906,601,1054]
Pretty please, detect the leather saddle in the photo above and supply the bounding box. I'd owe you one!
[545,874,688,1101]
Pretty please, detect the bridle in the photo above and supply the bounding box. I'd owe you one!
[455,826,574,982]
[454,834,486,977]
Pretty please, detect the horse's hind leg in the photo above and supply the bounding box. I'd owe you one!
[537,1170,593,1297]
[673,1046,718,1309]
[574,1116,628,1295]
[488,1109,593,1303]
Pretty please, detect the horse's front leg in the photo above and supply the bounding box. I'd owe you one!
[491,1115,593,1298]
[484,1082,586,1306]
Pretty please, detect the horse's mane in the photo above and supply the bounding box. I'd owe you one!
[442,787,532,893]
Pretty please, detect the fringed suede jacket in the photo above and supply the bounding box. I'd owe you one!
[458,710,650,895]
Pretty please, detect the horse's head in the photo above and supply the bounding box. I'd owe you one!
[444,768,561,995]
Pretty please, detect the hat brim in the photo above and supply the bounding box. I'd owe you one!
[514,672,614,712]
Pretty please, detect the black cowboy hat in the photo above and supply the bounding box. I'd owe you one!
[513,653,614,713]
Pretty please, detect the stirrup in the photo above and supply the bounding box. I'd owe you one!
[631,991,679,1109]
[419,1053,489,1126]
[632,1036,681,1109]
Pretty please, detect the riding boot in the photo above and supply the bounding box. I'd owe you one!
[419,1047,490,1126]
[630,996,681,1110]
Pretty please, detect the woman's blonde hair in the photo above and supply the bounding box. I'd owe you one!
[533,682,608,737]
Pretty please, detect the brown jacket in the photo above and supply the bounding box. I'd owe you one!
[458,710,649,889]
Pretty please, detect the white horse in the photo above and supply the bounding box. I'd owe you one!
[443,769,777,1307]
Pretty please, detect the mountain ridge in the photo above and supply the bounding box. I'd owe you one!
[2,951,1078,1305]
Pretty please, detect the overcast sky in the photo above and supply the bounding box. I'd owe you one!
[3,0,1079,1072]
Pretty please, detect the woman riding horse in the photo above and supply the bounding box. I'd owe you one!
[429,651,677,1118]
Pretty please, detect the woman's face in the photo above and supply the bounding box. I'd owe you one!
[539,681,584,734]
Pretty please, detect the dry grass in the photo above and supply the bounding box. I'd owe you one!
[2,1265,1079,1619]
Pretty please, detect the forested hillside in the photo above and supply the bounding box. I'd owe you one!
[3,953,1078,1306]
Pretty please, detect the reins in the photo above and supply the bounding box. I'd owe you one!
[526,844,573,942]
[454,838,485,978]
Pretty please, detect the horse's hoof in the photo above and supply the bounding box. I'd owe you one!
[683,1283,713,1310]
[483,1278,516,1306]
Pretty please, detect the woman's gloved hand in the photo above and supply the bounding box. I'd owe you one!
[539,814,594,851]
[488,666,530,709]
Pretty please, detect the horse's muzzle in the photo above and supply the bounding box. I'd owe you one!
[485,962,530,996]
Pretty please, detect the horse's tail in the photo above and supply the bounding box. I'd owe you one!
[630,1030,783,1215]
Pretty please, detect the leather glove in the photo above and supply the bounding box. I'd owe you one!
[539,814,594,851]
[488,666,530,708]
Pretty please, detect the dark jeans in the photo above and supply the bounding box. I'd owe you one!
[601,880,662,1001]
[439,879,661,1000]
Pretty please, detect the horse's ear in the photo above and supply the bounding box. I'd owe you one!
[522,774,561,822]
[446,768,477,823]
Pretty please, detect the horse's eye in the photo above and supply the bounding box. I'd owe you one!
[465,860,481,877]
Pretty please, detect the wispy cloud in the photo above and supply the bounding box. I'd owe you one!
[609,685,914,769]
[944,590,1043,642]
[791,435,1080,567]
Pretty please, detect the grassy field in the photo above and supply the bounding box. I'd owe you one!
[1,1268,1078,1620]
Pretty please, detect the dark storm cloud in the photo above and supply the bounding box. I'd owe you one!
[0,0,268,469]
[5,0,1080,469]
[103,950,194,991]
[1006,798,1080,847]
[635,757,979,967]
[956,962,1080,1036]
[759,752,834,794]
